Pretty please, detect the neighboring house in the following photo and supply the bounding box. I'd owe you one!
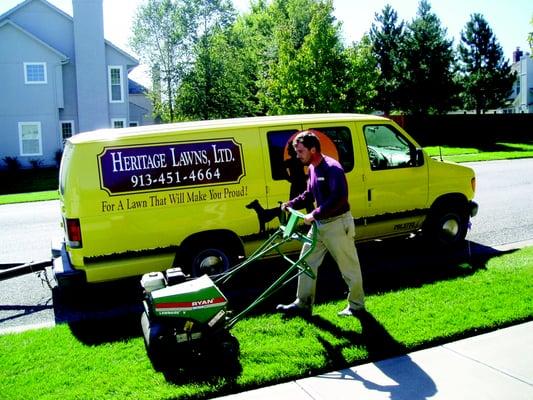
[0,0,153,169]
[129,79,155,127]
[508,48,533,114]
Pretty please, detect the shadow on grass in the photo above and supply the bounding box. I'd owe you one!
[314,237,517,304]
[308,311,437,400]
[55,237,516,343]
[156,334,242,387]
[0,168,59,195]
[53,277,144,344]
[51,237,516,389]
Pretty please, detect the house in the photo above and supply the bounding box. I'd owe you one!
[508,48,533,114]
[129,79,156,127]
[0,0,153,169]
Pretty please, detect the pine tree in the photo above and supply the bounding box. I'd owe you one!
[369,4,405,114]
[457,13,515,114]
[400,0,458,115]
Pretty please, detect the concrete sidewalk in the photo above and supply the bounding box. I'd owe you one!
[215,321,533,399]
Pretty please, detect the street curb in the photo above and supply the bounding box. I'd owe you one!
[493,239,533,252]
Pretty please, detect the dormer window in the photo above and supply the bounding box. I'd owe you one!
[24,62,47,84]
[108,65,124,103]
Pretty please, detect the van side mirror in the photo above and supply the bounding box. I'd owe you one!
[411,148,424,167]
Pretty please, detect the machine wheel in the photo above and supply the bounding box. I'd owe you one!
[206,331,240,360]
[423,201,469,247]
[190,247,231,278]
[141,311,172,370]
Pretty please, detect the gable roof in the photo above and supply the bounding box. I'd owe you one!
[1,0,138,67]
[0,0,71,21]
[0,19,69,61]
[128,79,148,95]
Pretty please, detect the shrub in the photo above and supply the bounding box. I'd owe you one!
[2,156,21,172]
[29,159,43,169]
[55,149,63,167]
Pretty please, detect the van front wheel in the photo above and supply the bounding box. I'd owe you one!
[190,248,230,278]
[423,203,469,247]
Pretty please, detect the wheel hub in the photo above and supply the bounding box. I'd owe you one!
[442,219,459,237]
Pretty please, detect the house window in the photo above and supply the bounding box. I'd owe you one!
[108,66,123,103]
[111,119,126,129]
[24,62,47,84]
[18,122,42,156]
[60,121,75,142]
[129,121,139,127]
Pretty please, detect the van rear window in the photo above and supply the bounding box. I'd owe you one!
[267,126,354,180]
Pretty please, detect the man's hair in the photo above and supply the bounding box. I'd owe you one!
[293,130,321,153]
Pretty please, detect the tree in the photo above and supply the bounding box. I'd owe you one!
[344,35,379,113]
[130,0,191,122]
[254,0,316,113]
[255,0,354,114]
[400,0,458,115]
[176,29,259,119]
[457,13,515,114]
[131,0,237,122]
[174,0,248,120]
[369,4,405,114]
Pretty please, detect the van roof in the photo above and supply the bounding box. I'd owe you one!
[69,113,388,144]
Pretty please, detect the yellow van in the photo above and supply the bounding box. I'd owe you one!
[52,114,477,287]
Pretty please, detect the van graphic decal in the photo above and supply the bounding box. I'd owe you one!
[98,139,244,195]
[246,199,282,234]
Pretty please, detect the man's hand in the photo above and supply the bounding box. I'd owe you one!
[281,202,290,211]
[303,213,315,225]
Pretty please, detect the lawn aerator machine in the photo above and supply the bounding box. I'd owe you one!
[140,208,317,367]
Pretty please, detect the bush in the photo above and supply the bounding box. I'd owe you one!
[2,156,21,172]
[55,149,63,168]
[29,159,43,169]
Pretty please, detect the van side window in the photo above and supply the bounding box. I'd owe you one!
[267,126,354,180]
[363,125,416,170]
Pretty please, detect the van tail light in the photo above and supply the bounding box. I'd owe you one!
[471,177,476,193]
[66,218,82,248]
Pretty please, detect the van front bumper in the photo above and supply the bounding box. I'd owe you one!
[51,239,87,287]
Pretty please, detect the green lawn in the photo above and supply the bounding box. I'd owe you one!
[424,142,533,162]
[1,246,532,400]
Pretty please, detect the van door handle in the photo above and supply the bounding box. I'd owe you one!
[367,189,372,201]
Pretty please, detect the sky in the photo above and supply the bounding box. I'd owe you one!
[1,0,531,87]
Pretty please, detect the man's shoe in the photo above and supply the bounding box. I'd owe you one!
[276,302,311,317]
[338,305,365,317]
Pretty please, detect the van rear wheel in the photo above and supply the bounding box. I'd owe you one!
[190,248,230,278]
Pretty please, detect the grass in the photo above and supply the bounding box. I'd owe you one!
[424,142,533,162]
[0,190,59,205]
[0,168,59,204]
[1,245,532,400]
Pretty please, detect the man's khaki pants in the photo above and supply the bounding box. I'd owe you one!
[296,211,365,310]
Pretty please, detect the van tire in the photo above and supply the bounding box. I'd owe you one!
[423,200,469,247]
[190,247,231,278]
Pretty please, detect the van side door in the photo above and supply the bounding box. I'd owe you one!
[258,126,303,231]
[356,122,429,239]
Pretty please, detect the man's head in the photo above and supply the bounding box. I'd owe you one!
[292,130,322,166]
